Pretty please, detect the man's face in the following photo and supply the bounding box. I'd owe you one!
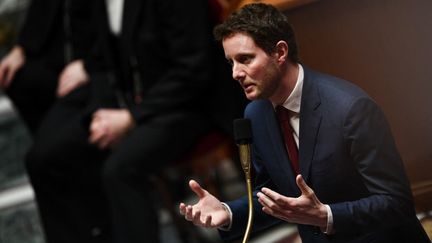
[222,33,282,100]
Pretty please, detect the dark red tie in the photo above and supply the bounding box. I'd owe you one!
[275,105,299,174]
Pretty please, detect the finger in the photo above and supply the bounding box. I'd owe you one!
[96,128,112,149]
[61,80,82,97]
[56,79,68,97]
[5,68,16,87]
[192,209,202,226]
[204,214,212,227]
[189,180,206,198]
[296,174,313,196]
[98,132,114,149]
[257,195,269,209]
[57,78,77,97]
[258,192,293,219]
[179,203,186,215]
[259,197,280,217]
[100,126,115,149]
[261,205,275,216]
[89,126,104,144]
[185,205,193,221]
[259,196,295,223]
[89,119,99,132]
[88,121,100,141]
[89,133,103,145]
[0,69,14,88]
[98,138,110,150]
[88,130,97,143]
[257,192,278,210]
[262,206,294,223]
[261,187,289,207]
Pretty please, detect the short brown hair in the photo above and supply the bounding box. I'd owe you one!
[214,3,299,63]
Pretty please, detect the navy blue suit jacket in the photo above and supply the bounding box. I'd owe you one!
[222,67,429,242]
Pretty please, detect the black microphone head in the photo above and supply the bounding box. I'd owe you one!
[233,118,253,144]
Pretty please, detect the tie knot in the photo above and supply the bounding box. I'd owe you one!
[276,105,290,122]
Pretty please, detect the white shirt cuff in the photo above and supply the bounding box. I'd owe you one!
[218,202,233,231]
[323,204,334,234]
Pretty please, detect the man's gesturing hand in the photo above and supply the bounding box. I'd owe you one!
[257,174,328,229]
[179,180,230,228]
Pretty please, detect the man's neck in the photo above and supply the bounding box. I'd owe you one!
[270,62,299,105]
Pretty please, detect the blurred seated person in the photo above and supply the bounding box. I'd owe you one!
[0,0,97,134]
[24,0,245,243]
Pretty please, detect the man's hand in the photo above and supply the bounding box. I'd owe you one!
[57,59,89,97]
[257,174,328,229]
[179,180,230,228]
[89,109,135,149]
[0,45,25,88]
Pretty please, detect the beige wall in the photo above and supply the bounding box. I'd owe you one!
[286,0,432,183]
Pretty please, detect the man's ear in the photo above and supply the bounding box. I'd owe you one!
[275,41,289,64]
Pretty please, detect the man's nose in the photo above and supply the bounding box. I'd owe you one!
[232,63,245,81]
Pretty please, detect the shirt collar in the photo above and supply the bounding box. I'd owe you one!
[279,64,304,113]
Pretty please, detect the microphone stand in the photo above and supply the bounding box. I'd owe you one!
[234,119,254,243]
[238,143,253,243]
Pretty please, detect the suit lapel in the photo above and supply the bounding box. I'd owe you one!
[299,67,322,183]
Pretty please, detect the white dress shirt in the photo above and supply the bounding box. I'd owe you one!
[106,0,124,35]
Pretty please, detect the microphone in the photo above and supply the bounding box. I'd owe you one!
[233,119,253,243]
[233,119,253,178]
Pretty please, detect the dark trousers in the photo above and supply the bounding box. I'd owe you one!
[25,84,211,243]
[6,59,59,134]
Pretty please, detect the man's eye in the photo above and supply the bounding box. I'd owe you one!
[239,56,252,64]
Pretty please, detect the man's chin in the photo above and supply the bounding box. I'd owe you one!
[244,91,261,101]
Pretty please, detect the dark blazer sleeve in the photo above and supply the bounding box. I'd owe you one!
[330,97,415,234]
[18,0,62,56]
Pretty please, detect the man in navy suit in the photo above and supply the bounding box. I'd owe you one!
[179,3,430,242]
